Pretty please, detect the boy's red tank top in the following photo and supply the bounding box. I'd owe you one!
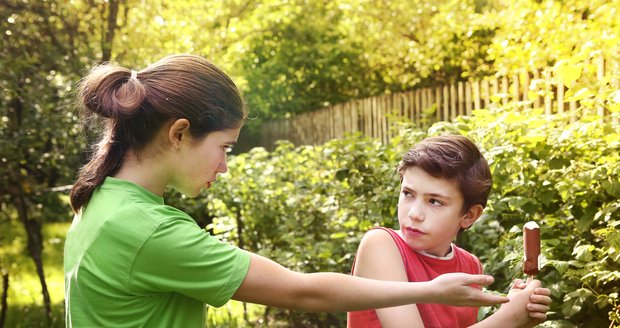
[347,227,482,328]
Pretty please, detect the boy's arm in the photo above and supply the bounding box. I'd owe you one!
[352,229,425,328]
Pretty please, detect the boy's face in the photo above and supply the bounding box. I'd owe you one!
[397,166,477,257]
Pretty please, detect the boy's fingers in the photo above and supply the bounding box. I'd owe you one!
[530,294,552,305]
[525,279,542,290]
[534,287,552,296]
[527,303,549,312]
[511,279,525,290]
[529,311,548,322]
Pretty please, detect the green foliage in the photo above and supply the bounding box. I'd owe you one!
[3,0,619,326]
[449,108,619,326]
[0,221,67,327]
[238,1,385,119]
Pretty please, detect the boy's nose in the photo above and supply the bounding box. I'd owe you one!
[407,202,424,221]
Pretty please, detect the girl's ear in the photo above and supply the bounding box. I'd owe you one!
[168,119,190,149]
[460,204,484,229]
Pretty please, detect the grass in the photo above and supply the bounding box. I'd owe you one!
[0,220,66,328]
[0,219,268,327]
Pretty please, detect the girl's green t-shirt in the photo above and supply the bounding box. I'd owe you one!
[64,177,251,327]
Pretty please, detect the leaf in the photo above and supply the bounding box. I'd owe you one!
[330,232,348,239]
[554,60,582,87]
[565,87,593,102]
[547,260,570,275]
[573,244,594,262]
[601,179,620,199]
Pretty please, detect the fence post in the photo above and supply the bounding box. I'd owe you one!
[501,76,509,105]
[458,81,464,115]
[450,83,457,120]
[544,69,553,115]
[435,87,442,121]
[473,80,481,110]
[482,79,490,108]
[443,85,449,121]
[522,70,530,108]
[512,74,520,102]
[597,56,605,117]
[465,82,472,115]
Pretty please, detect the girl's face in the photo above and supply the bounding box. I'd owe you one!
[397,166,474,257]
[171,127,240,197]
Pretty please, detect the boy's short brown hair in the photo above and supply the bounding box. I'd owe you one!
[397,135,492,212]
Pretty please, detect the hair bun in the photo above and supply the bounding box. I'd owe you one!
[78,64,146,120]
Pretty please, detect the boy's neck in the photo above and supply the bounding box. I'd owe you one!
[416,244,455,260]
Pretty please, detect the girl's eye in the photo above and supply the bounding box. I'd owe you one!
[224,145,233,153]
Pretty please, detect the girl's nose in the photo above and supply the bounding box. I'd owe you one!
[217,161,228,173]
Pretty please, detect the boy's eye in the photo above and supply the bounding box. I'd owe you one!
[429,199,443,206]
[401,190,414,197]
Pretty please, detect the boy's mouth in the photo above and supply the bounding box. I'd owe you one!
[405,226,425,237]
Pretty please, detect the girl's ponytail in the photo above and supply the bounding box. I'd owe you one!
[70,66,145,212]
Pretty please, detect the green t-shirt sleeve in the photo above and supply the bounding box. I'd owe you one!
[128,217,251,307]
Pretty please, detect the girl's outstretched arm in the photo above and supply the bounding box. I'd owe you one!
[231,252,508,312]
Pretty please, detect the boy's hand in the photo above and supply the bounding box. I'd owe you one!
[511,278,552,325]
[507,278,552,327]
[430,273,509,307]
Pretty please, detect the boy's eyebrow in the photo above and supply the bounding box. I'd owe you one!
[401,185,453,200]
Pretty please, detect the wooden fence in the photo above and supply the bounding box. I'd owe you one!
[260,56,615,148]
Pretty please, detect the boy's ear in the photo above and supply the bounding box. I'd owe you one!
[460,204,484,229]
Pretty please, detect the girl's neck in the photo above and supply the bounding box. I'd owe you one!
[113,150,169,196]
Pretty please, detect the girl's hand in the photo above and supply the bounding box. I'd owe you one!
[429,273,509,306]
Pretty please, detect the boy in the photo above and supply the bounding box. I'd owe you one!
[347,135,551,328]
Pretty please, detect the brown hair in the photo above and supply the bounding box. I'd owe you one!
[397,135,492,212]
[70,54,247,212]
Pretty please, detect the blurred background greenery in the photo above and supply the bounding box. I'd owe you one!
[1,0,618,327]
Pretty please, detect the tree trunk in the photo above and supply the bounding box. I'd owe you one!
[12,186,52,327]
[0,269,8,328]
[101,0,120,62]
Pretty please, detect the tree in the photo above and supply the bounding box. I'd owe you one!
[0,0,128,324]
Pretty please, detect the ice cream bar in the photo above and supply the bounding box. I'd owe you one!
[523,221,541,276]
